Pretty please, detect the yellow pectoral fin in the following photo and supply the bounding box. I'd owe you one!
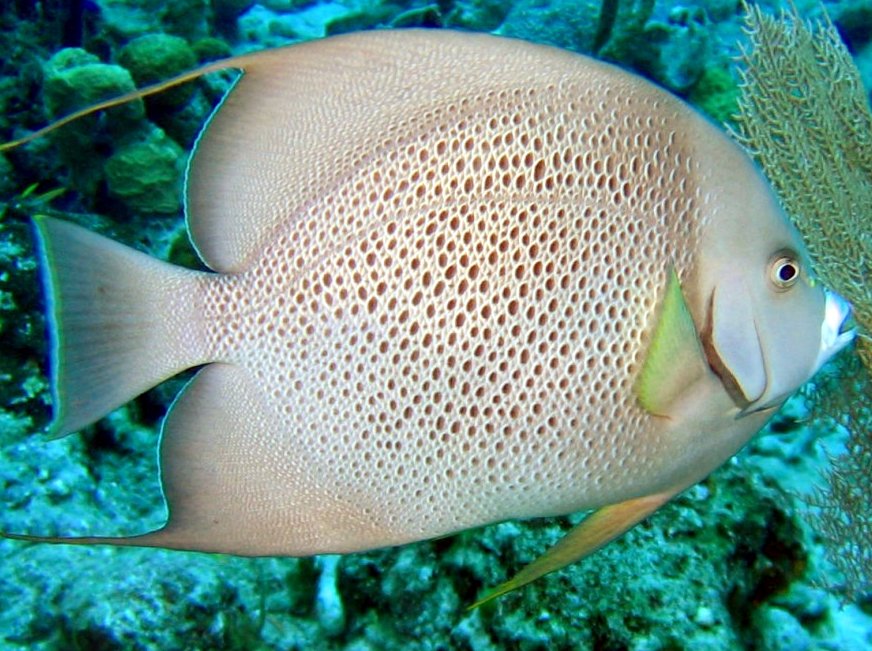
[468,491,675,610]
[634,267,708,417]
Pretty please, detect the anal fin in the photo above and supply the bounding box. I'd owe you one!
[469,491,675,609]
[2,364,301,555]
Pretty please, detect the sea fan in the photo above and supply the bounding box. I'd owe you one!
[732,2,872,600]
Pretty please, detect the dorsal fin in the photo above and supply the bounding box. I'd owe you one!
[4,31,606,273]
[0,58,239,153]
[181,29,595,272]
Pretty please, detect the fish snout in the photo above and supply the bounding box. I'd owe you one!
[811,290,856,375]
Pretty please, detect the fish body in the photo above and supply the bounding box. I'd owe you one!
[11,31,854,593]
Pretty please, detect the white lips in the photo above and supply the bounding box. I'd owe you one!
[811,290,856,376]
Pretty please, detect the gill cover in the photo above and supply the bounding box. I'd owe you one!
[705,273,766,407]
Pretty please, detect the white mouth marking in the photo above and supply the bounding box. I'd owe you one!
[811,290,856,376]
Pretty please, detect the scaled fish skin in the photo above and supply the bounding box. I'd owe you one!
[2,30,855,602]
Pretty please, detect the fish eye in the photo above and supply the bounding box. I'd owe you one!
[769,254,800,290]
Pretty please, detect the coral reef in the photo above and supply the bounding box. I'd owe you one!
[104,126,185,214]
[96,0,212,40]
[116,34,198,108]
[687,64,739,126]
[42,47,144,195]
[23,25,226,216]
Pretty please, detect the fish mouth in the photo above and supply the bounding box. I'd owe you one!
[702,290,857,418]
[810,290,856,376]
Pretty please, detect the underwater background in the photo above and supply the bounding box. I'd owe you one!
[0,0,871,649]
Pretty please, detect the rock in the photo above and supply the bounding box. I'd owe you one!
[640,7,709,92]
[116,34,198,109]
[213,0,257,23]
[105,127,185,214]
[497,0,604,53]
[191,36,232,63]
[94,0,211,39]
[688,65,739,127]
[754,606,812,651]
[160,0,212,40]
[41,48,144,194]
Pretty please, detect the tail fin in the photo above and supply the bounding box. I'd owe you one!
[34,216,213,438]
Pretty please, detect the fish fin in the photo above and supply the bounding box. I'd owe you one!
[634,267,708,416]
[4,364,285,554]
[33,216,211,438]
[131,363,394,556]
[182,30,599,271]
[4,30,531,272]
[703,277,766,406]
[136,363,285,554]
[0,58,242,153]
[0,530,158,548]
[469,491,675,609]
